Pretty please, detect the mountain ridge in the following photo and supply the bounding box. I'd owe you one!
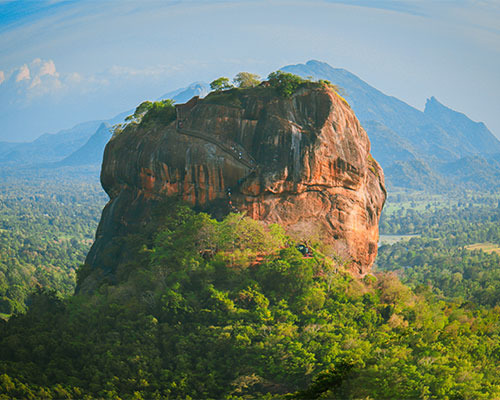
[0,82,210,168]
[281,60,500,189]
[3,60,498,190]
[57,123,111,167]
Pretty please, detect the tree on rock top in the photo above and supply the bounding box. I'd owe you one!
[210,77,234,92]
[267,70,307,97]
[233,72,261,88]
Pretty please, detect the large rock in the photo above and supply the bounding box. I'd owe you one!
[83,84,385,287]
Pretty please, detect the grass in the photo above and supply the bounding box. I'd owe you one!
[465,242,500,255]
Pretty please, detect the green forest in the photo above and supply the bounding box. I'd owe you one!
[1,184,500,398]
[0,167,106,318]
[2,0,499,397]
[377,191,500,306]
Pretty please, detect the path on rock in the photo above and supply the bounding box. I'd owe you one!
[176,126,256,170]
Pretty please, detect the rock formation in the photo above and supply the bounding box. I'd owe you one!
[82,83,386,288]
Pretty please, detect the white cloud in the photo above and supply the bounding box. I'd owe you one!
[27,73,62,95]
[27,58,59,78]
[15,64,30,82]
[0,58,67,106]
[3,58,175,104]
[9,59,61,89]
[29,76,41,88]
[1,57,153,108]
[39,59,58,77]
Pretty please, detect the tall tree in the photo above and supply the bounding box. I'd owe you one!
[233,72,260,88]
[210,77,233,92]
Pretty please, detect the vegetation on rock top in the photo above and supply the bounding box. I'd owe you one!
[113,99,177,135]
[205,70,346,107]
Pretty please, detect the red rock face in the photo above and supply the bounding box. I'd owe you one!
[84,85,385,286]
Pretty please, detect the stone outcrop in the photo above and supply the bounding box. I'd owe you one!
[82,84,386,287]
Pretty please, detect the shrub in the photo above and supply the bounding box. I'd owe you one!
[140,99,176,125]
[267,70,307,97]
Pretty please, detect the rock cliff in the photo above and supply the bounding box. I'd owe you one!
[82,83,385,288]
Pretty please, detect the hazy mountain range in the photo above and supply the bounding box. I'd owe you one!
[282,60,500,190]
[2,61,499,191]
[0,82,209,168]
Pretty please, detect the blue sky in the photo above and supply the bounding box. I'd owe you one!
[0,0,499,141]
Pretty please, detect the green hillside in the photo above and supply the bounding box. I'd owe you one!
[1,200,499,399]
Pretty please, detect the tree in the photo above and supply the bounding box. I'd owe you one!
[233,72,260,88]
[210,77,233,92]
[124,99,176,126]
[267,70,306,97]
[125,101,153,123]
[141,99,176,124]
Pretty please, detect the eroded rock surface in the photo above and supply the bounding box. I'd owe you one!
[82,84,385,288]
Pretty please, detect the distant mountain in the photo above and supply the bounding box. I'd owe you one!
[159,82,209,104]
[281,60,500,190]
[2,65,498,192]
[0,120,103,165]
[424,96,500,155]
[439,154,500,190]
[0,142,18,157]
[384,160,446,191]
[361,120,418,166]
[57,123,111,167]
[0,82,210,168]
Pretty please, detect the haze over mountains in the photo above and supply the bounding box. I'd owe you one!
[1,60,498,191]
[0,82,209,168]
[282,61,500,190]
[0,120,103,166]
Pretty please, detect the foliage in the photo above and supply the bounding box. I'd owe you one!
[114,99,176,135]
[267,70,308,98]
[1,200,500,398]
[318,79,349,105]
[377,191,500,306]
[204,71,345,108]
[0,167,106,318]
[138,99,176,125]
[317,79,343,95]
[210,77,234,92]
[203,87,243,108]
[266,71,344,100]
[233,72,261,88]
